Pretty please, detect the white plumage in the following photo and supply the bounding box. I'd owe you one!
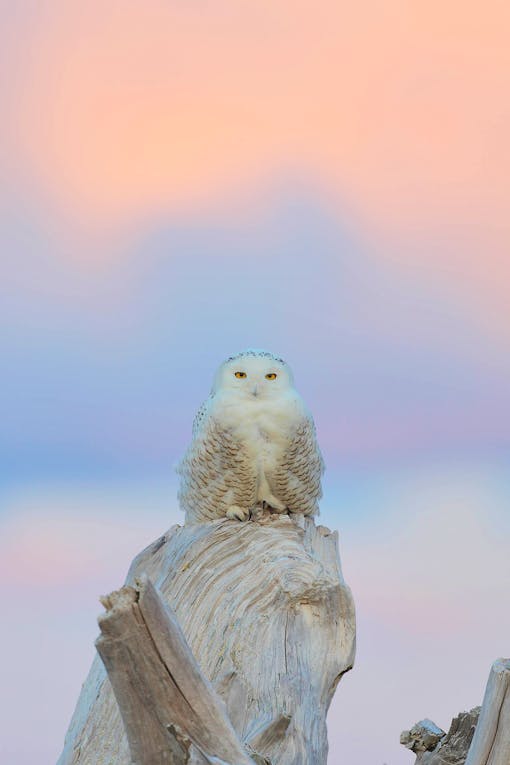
[177,349,324,523]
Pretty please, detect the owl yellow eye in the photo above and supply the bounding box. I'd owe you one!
[234,371,247,379]
[265,373,277,380]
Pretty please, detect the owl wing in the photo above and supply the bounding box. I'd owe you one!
[270,415,325,516]
[178,408,257,523]
[191,397,211,437]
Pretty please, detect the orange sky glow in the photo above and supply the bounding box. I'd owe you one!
[3,1,510,333]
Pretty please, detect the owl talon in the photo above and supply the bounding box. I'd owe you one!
[226,505,250,522]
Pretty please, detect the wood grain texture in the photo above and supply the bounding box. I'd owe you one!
[464,658,510,765]
[96,577,256,765]
[57,511,356,765]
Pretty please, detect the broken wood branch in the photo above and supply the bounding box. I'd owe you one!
[96,575,256,765]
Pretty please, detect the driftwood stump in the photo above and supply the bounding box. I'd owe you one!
[57,511,356,765]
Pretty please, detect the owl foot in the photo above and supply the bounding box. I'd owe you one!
[226,505,250,522]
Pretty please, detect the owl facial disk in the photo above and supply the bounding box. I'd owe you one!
[211,351,294,396]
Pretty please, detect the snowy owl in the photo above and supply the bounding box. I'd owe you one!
[177,349,324,524]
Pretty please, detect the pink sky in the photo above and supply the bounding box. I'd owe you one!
[3,1,510,333]
[1,4,509,764]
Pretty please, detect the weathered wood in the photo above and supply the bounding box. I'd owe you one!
[96,576,256,765]
[58,512,355,765]
[465,658,510,765]
[95,585,187,765]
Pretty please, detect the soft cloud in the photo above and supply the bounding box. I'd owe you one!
[2,1,509,334]
[0,482,181,589]
[6,3,508,226]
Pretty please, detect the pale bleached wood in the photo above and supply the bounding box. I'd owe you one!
[96,576,256,765]
[94,585,188,765]
[464,658,510,765]
[57,512,356,765]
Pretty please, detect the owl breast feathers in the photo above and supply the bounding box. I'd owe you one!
[177,349,324,523]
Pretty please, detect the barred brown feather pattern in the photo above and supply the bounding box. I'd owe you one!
[270,417,324,516]
[178,417,258,523]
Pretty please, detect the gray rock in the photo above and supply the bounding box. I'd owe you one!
[400,719,446,753]
[401,708,480,765]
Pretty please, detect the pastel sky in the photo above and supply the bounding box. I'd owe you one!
[1,3,509,765]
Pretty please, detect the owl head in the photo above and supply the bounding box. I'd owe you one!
[211,349,295,398]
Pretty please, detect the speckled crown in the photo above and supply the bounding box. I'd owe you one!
[224,349,286,365]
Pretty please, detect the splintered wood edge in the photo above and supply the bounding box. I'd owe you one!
[493,657,510,675]
[98,585,138,615]
[98,574,152,615]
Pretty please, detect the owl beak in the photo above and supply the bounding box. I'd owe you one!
[251,384,259,397]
